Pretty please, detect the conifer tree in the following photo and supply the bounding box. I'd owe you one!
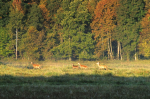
[52,0,94,60]
[139,1,150,58]
[0,28,12,58]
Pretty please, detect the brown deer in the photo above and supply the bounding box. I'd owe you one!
[72,64,79,69]
[96,62,107,70]
[78,63,88,69]
[31,62,41,69]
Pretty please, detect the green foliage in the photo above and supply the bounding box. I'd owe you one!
[52,0,94,60]
[27,4,44,31]
[46,0,63,29]
[8,1,24,32]
[0,0,149,60]
[19,26,45,60]
[139,40,150,58]
[0,27,13,58]
[0,0,11,27]
[115,0,145,60]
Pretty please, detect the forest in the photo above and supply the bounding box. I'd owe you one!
[0,0,150,61]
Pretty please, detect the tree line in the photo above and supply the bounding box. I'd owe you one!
[0,0,150,61]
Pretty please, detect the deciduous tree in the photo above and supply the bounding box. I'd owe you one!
[139,9,150,57]
[91,0,119,59]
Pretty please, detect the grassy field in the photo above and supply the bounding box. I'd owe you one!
[0,60,150,99]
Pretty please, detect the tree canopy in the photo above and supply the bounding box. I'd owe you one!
[0,0,149,61]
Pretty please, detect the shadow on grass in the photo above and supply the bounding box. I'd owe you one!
[0,73,150,99]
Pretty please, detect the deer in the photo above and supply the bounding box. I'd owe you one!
[78,63,88,69]
[72,64,79,69]
[96,62,108,70]
[31,62,41,69]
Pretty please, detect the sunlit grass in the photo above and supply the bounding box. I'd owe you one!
[1,60,150,77]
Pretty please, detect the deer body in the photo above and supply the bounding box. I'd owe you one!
[78,63,88,69]
[31,62,40,69]
[72,64,79,69]
[96,62,107,70]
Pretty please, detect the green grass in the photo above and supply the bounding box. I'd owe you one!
[0,60,150,99]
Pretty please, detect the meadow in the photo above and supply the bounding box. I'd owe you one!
[0,60,150,99]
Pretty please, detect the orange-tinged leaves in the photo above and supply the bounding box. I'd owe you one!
[39,0,47,4]
[12,0,24,14]
[140,9,150,40]
[91,0,119,57]
[27,26,37,34]
[91,0,119,33]
[39,0,50,29]
[27,26,38,42]
[139,9,150,56]
[39,4,50,20]
[144,0,150,10]
[27,26,45,46]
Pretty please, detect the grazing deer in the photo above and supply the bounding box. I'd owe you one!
[96,62,107,70]
[31,62,41,69]
[72,64,79,69]
[78,63,88,69]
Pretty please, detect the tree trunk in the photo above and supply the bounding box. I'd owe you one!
[16,28,18,60]
[127,53,130,61]
[69,36,71,61]
[107,37,113,60]
[120,42,122,60]
[110,38,113,60]
[107,37,110,59]
[135,48,137,60]
[102,37,104,58]
[60,33,63,44]
[107,31,113,60]
[117,41,120,60]
[118,41,122,60]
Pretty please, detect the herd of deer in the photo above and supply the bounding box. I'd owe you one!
[31,62,108,70]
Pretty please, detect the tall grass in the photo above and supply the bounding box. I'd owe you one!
[0,60,150,98]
